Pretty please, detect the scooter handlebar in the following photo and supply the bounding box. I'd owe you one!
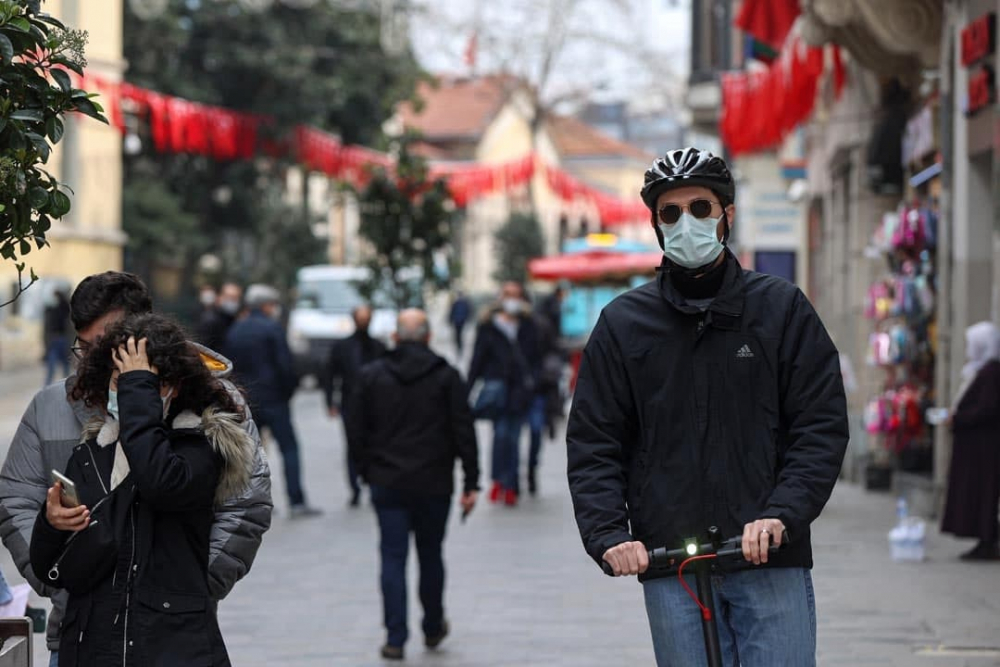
[600,534,784,577]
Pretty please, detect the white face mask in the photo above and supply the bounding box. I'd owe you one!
[200,291,217,307]
[219,299,240,316]
[501,298,523,315]
[107,389,119,421]
[659,212,725,269]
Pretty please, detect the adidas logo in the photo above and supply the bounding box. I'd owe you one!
[736,344,754,359]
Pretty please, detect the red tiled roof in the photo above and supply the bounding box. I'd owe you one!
[547,115,654,162]
[397,75,522,140]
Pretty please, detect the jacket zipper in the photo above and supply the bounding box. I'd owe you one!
[46,494,110,582]
[86,445,110,496]
[121,500,137,666]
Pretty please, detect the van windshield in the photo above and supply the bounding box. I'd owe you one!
[296,278,395,311]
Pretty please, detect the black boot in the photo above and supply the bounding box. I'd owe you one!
[960,540,1000,561]
[527,467,537,497]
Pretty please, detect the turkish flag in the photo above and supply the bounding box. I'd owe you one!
[734,0,800,50]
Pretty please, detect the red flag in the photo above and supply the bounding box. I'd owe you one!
[463,32,477,70]
[734,0,800,50]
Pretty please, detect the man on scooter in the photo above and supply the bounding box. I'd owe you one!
[567,147,848,666]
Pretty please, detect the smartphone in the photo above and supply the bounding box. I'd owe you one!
[50,470,80,508]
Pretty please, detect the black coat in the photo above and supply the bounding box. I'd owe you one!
[468,316,540,414]
[225,310,298,408]
[941,360,1000,541]
[347,342,479,496]
[198,308,235,356]
[323,331,387,413]
[567,252,849,578]
[30,371,230,666]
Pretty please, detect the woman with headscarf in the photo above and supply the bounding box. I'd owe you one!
[941,321,1000,560]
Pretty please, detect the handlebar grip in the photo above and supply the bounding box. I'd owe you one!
[601,561,615,576]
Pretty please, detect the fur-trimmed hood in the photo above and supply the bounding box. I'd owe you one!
[82,408,255,506]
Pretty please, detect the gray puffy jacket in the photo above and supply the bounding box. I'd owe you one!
[0,345,273,650]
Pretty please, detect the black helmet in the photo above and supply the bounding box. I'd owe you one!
[640,147,735,211]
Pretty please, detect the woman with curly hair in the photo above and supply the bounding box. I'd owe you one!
[30,313,255,667]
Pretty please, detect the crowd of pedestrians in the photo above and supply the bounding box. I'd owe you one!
[5,147,1000,666]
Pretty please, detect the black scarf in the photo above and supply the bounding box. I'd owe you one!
[668,251,731,300]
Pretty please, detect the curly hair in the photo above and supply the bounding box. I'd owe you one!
[71,313,244,419]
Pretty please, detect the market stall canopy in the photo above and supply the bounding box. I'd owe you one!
[529,250,663,282]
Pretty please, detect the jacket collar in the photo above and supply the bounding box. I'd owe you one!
[656,249,746,319]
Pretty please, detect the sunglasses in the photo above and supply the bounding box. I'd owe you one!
[657,199,720,226]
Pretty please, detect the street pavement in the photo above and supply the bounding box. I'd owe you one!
[0,361,999,666]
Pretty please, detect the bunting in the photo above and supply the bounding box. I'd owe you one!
[76,74,645,224]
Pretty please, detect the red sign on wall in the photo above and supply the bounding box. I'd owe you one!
[968,65,995,116]
[962,12,996,67]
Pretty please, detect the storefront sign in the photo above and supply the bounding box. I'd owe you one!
[968,65,995,116]
[961,12,995,66]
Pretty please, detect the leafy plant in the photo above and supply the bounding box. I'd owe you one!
[493,211,544,284]
[356,138,455,309]
[0,0,108,306]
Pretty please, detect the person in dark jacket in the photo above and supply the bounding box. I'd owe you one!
[31,314,257,666]
[198,283,242,355]
[324,304,386,506]
[43,289,73,386]
[226,284,320,518]
[468,282,540,506]
[448,291,471,353]
[567,148,849,667]
[941,321,1000,560]
[0,271,271,667]
[346,309,479,661]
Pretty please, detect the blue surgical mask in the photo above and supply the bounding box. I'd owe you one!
[107,389,119,421]
[659,212,725,269]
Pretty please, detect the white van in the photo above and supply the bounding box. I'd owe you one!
[288,265,418,380]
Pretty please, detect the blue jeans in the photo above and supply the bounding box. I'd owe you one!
[49,653,58,667]
[371,485,451,648]
[643,567,816,666]
[44,336,70,386]
[491,412,525,492]
[527,395,547,473]
[254,402,306,506]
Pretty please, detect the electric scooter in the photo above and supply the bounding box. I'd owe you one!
[602,526,783,667]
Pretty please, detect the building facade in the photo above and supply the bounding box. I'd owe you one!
[0,0,125,369]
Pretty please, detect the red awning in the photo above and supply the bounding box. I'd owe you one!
[529,251,663,282]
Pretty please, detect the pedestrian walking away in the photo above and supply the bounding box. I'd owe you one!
[30,315,256,666]
[448,291,471,354]
[525,295,564,497]
[324,303,387,507]
[226,284,321,518]
[43,289,73,386]
[346,309,479,661]
[567,148,849,667]
[941,321,1000,561]
[0,271,272,666]
[468,282,540,506]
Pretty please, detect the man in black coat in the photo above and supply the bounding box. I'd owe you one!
[324,304,386,506]
[567,148,848,666]
[198,282,242,355]
[347,309,479,662]
[226,284,321,519]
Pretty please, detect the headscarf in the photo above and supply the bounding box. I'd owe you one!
[954,321,1000,406]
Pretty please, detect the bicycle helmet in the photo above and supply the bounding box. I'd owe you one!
[640,147,735,211]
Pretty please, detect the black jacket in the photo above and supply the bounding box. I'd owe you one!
[225,310,298,408]
[323,331,387,413]
[468,315,540,413]
[347,343,479,496]
[567,252,848,578]
[29,371,250,666]
[198,308,236,356]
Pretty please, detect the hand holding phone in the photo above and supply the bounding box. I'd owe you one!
[46,471,89,532]
[50,470,80,508]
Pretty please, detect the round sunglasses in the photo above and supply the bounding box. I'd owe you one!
[657,199,721,226]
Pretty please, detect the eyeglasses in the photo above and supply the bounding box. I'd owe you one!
[657,199,720,226]
[70,338,92,361]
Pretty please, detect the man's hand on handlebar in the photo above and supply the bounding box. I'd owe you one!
[742,518,786,565]
[602,541,649,577]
